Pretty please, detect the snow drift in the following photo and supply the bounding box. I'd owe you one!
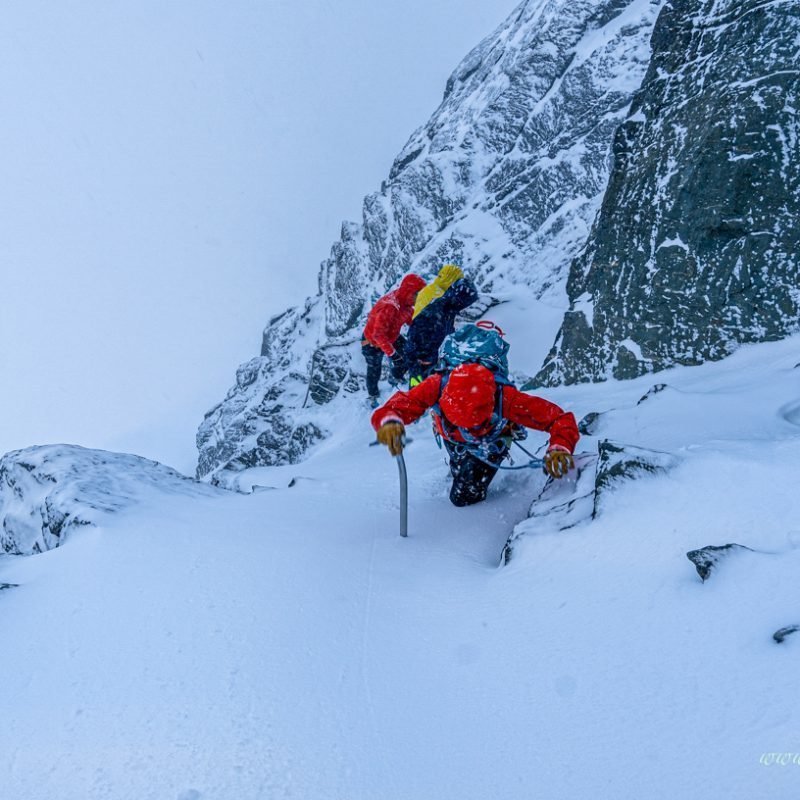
[0,445,218,555]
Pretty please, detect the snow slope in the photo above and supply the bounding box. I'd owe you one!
[3,335,800,799]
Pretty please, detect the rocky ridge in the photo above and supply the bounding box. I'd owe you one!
[197,0,663,480]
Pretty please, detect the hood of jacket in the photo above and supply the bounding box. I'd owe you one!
[439,363,497,429]
[396,274,427,306]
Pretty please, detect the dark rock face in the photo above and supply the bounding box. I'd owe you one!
[0,445,218,555]
[537,0,800,385]
[686,543,755,582]
[197,0,661,478]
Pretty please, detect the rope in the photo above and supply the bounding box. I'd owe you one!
[452,439,544,472]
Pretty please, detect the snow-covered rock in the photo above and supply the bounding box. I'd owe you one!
[197,298,339,478]
[773,625,800,644]
[0,445,218,555]
[320,0,662,327]
[537,0,800,385]
[593,439,679,506]
[501,439,678,562]
[197,0,662,478]
[686,543,756,582]
[501,453,597,564]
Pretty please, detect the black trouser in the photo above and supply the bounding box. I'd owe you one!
[361,333,407,397]
[443,439,509,507]
[362,340,384,397]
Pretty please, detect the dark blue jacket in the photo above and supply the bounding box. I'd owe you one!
[404,278,479,374]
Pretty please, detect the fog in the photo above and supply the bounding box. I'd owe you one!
[0,0,517,472]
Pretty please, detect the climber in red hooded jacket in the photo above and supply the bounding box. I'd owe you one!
[362,274,426,405]
[371,362,579,506]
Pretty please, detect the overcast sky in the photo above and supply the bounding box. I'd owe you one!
[0,0,518,473]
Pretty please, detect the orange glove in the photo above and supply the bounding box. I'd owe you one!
[377,422,405,456]
[544,449,574,479]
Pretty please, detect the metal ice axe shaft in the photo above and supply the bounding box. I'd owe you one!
[395,452,408,537]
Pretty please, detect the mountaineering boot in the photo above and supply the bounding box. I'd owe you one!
[368,394,380,409]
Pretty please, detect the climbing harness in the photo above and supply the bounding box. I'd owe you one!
[451,438,545,472]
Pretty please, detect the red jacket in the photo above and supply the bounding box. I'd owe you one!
[363,274,426,356]
[371,373,579,453]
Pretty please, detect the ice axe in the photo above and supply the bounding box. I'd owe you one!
[372,431,409,537]
[396,451,408,538]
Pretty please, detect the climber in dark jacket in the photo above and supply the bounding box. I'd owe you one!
[404,277,479,385]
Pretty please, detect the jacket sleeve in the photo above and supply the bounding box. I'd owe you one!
[501,386,580,453]
[371,375,443,430]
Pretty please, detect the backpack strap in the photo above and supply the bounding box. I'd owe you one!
[431,369,514,457]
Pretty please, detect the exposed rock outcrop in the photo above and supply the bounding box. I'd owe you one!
[197,298,342,478]
[0,445,218,555]
[197,0,662,479]
[685,543,756,582]
[536,0,800,385]
[502,439,677,563]
[773,625,800,644]
[593,439,679,510]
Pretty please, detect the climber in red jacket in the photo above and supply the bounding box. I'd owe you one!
[371,363,579,506]
[362,274,427,406]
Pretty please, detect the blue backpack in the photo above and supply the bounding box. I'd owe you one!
[436,323,511,379]
[432,323,520,454]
